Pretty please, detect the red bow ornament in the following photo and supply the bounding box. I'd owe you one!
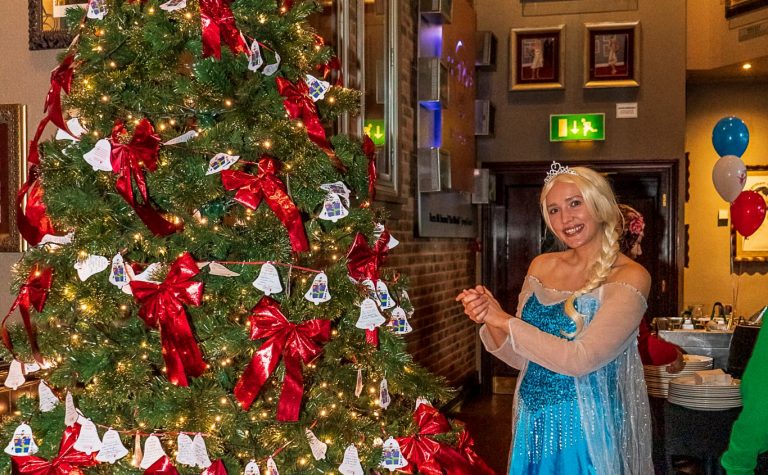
[234,296,331,421]
[11,423,98,475]
[220,157,309,253]
[130,252,207,387]
[346,230,391,283]
[362,135,377,202]
[1,267,53,365]
[109,119,181,236]
[199,0,249,59]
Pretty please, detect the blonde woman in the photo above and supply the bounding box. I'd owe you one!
[457,163,653,474]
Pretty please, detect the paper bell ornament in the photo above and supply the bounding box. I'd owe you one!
[74,254,109,281]
[379,378,391,410]
[207,262,240,277]
[4,360,25,390]
[304,271,331,305]
[38,381,60,412]
[65,391,79,426]
[415,397,430,410]
[176,433,195,466]
[376,281,395,309]
[355,368,363,398]
[320,182,351,206]
[86,0,107,19]
[374,224,399,250]
[109,253,129,288]
[83,139,113,172]
[159,0,187,12]
[73,418,102,455]
[248,40,265,72]
[95,428,129,463]
[56,118,86,141]
[121,262,161,295]
[253,263,283,295]
[266,456,280,475]
[356,298,386,330]
[4,423,38,456]
[193,433,212,468]
[206,153,240,175]
[244,460,261,475]
[387,307,413,335]
[163,129,197,145]
[39,231,74,247]
[318,193,348,222]
[305,74,331,102]
[362,279,377,296]
[131,433,143,467]
[139,435,166,469]
[380,437,408,471]
[338,445,364,475]
[305,428,327,460]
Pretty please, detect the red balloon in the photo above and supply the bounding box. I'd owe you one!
[731,190,767,237]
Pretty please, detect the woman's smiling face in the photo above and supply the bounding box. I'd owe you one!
[545,181,601,250]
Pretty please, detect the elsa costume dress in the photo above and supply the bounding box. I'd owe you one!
[480,275,653,475]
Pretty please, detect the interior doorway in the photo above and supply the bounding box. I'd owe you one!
[480,160,681,392]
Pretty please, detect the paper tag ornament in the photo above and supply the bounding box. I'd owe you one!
[320,182,351,206]
[159,0,187,12]
[65,391,79,426]
[73,418,102,455]
[266,456,280,475]
[318,193,348,222]
[192,433,212,468]
[244,460,261,475]
[83,139,114,171]
[379,378,391,410]
[355,368,363,398]
[74,254,109,281]
[38,381,60,412]
[4,360,25,390]
[24,361,42,373]
[95,429,129,463]
[380,437,408,471]
[248,40,265,72]
[140,435,166,469]
[305,428,327,460]
[39,231,74,247]
[56,118,87,141]
[4,423,38,456]
[305,74,331,102]
[121,262,161,295]
[206,153,239,175]
[376,281,395,309]
[374,224,399,250]
[206,262,241,277]
[87,0,107,19]
[304,272,331,305]
[163,130,197,145]
[415,397,430,410]
[261,50,281,76]
[253,263,282,295]
[131,433,143,467]
[356,298,385,330]
[387,307,412,335]
[109,253,129,288]
[338,445,364,475]
[176,433,195,466]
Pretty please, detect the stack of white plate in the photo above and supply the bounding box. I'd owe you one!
[643,354,713,398]
[668,375,742,411]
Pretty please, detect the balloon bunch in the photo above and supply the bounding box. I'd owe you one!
[711,116,766,237]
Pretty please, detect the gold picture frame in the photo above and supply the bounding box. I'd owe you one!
[509,25,565,91]
[0,105,27,252]
[732,166,768,262]
[28,0,85,50]
[583,21,640,88]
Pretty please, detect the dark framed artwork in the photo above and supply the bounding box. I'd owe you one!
[509,25,565,91]
[0,105,26,252]
[725,0,768,19]
[584,21,640,88]
[28,0,85,50]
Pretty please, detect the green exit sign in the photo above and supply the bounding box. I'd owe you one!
[364,119,386,147]
[550,113,605,142]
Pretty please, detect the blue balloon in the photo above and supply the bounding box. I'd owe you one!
[712,116,750,157]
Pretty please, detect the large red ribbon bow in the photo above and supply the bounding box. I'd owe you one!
[346,230,390,283]
[109,119,180,236]
[220,157,309,253]
[1,267,53,366]
[11,423,98,475]
[234,296,331,421]
[199,0,249,59]
[362,135,377,202]
[130,253,207,387]
[396,404,495,475]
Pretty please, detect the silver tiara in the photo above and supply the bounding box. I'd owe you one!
[544,161,578,184]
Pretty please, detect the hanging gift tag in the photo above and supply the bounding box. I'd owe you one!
[253,263,283,295]
[387,307,413,335]
[355,368,363,398]
[74,254,109,281]
[86,0,107,19]
[131,433,143,467]
[140,435,166,469]
[244,460,261,475]
[205,153,240,175]
[305,428,327,460]
[304,271,331,305]
[415,397,430,410]
[266,456,280,475]
[73,418,102,455]
[380,437,408,471]
[338,445,364,475]
[109,253,129,288]
[206,262,241,277]
[320,182,351,206]
[356,298,385,330]
[361,279,377,296]
[376,281,395,309]
[159,0,187,12]
[4,423,38,456]
[38,231,74,247]
[248,40,265,72]
[175,433,195,466]
[24,361,41,373]
[95,428,129,463]
[64,391,79,426]
[373,224,399,250]
[56,118,87,141]
[121,262,161,295]
[163,130,198,145]
[83,139,114,172]
[261,50,281,76]
[38,381,60,412]
[379,378,391,410]
[305,74,331,102]
[318,193,348,223]
[193,433,212,468]
[4,360,25,390]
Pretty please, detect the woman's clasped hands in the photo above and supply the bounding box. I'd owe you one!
[456,285,509,328]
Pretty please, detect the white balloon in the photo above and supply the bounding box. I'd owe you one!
[712,154,747,202]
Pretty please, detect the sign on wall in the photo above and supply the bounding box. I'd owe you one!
[549,113,605,141]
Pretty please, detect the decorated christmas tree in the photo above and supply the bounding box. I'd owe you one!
[0,1,493,474]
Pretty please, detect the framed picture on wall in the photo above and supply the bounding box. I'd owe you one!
[509,25,565,91]
[583,21,640,88]
[725,0,768,19]
[732,166,768,262]
[0,104,26,252]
